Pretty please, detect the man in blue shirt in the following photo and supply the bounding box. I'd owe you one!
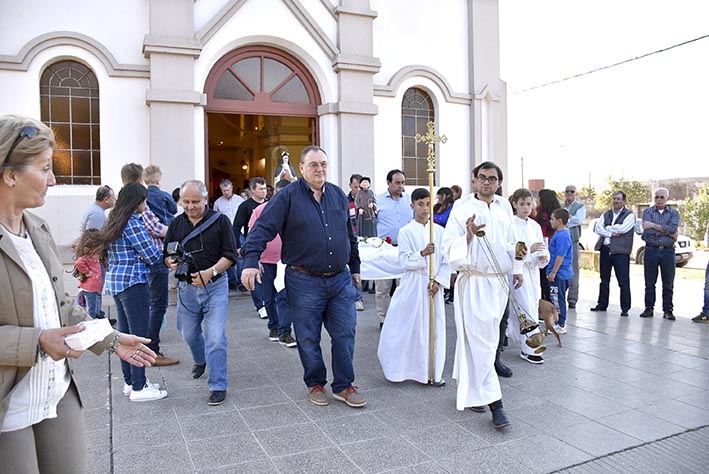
[375,169,412,327]
[241,146,366,408]
[640,187,680,320]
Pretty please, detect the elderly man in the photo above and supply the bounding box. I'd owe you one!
[442,161,523,428]
[375,169,413,327]
[241,146,365,408]
[591,191,636,316]
[164,180,237,405]
[561,185,586,309]
[79,185,115,232]
[640,187,679,320]
[213,179,245,290]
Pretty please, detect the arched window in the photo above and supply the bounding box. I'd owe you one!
[401,88,435,186]
[40,60,100,184]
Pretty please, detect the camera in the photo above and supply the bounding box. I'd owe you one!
[166,242,193,283]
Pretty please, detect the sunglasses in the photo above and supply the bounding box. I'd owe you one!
[3,126,40,165]
[564,190,576,193]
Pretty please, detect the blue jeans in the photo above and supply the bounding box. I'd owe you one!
[176,275,229,391]
[597,247,631,312]
[83,291,102,319]
[354,285,363,303]
[549,277,571,326]
[702,261,709,315]
[285,267,356,393]
[113,283,150,390]
[643,246,675,312]
[147,260,169,353]
[262,263,293,336]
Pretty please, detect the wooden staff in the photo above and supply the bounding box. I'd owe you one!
[415,121,447,385]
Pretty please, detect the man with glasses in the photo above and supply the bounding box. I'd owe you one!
[561,185,586,309]
[640,188,679,320]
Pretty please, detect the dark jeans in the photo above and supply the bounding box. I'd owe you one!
[250,280,264,310]
[285,267,356,393]
[703,261,709,315]
[262,263,293,336]
[643,246,675,312]
[113,283,150,390]
[539,267,551,301]
[597,247,631,311]
[83,291,102,319]
[147,260,169,353]
[549,277,571,326]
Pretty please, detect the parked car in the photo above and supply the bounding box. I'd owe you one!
[579,218,694,267]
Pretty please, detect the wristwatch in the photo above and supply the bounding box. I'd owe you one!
[211,266,218,277]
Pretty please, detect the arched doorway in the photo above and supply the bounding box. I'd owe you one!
[204,46,321,198]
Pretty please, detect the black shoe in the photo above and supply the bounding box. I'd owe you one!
[620,310,629,317]
[269,328,279,341]
[494,360,513,378]
[568,303,576,309]
[590,305,607,312]
[109,318,118,326]
[279,333,297,348]
[208,390,226,406]
[238,284,248,292]
[663,311,676,321]
[191,363,206,379]
[468,406,486,413]
[639,308,654,318]
[491,406,511,428]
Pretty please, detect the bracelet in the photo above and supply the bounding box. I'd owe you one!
[108,332,121,354]
[38,328,48,360]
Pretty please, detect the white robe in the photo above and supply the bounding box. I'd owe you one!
[508,216,550,354]
[442,197,523,411]
[377,221,452,383]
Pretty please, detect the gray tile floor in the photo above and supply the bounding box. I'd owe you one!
[74,273,709,473]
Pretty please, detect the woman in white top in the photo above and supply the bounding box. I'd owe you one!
[0,115,157,473]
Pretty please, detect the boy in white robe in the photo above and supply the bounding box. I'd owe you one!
[378,188,451,385]
[442,162,523,428]
[509,188,550,364]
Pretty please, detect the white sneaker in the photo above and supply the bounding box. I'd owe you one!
[555,324,568,334]
[123,378,160,396]
[520,351,544,364]
[129,383,168,402]
[355,301,364,311]
[258,307,268,319]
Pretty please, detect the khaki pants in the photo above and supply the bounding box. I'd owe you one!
[375,279,399,323]
[0,382,86,474]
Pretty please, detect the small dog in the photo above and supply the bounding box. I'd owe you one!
[538,299,562,348]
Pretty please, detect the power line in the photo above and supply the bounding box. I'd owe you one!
[510,34,709,95]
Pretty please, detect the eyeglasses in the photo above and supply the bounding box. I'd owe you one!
[3,126,40,166]
[476,174,498,184]
[654,195,666,199]
[564,189,576,193]
[306,161,328,170]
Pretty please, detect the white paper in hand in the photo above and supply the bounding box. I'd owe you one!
[64,319,114,350]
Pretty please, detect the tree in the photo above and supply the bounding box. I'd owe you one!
[597,178,650,210]
[579,184,596,200]
[684,185,709,243]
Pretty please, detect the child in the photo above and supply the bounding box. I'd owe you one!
[144,165,177,225]
[355,176,377,238]
[377,188,451,384]
[547,208,574,333]
[509,188,550,363]
[74,229,104,320]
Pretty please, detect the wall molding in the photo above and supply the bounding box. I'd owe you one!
[374,65,471,105]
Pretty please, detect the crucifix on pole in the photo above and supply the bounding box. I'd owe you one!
[415,121,447,385]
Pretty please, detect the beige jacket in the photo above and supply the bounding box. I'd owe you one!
[0,211,110,434]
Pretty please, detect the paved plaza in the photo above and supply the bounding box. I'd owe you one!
[72,267,709,473]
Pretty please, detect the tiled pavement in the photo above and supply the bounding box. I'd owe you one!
[74,273,709,474]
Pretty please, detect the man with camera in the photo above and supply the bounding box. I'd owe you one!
[164,180,238,406]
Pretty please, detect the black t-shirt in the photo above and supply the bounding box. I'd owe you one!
[233,198,266,248]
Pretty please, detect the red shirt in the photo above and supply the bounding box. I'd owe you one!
[75,254,103,293]
[248,203,282,264]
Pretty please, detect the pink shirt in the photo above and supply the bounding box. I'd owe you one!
[75,254,103,293]
[248,203,282,264]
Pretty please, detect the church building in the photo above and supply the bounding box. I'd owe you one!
[0,0,508,244]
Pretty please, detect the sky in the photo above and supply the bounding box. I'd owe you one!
[498,0,709,193]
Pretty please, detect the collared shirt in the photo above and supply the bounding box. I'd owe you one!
[594,207,636,246]
[163,209,238,273]
[105,214,161,295]
[376,190,412,245]
[241,178,360,275]
[641,205,680,247]
[213,194,245,224]
[562,199,586,241]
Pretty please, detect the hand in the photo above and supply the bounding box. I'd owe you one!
[420,243,435,257]
[642,221,653,230]
[539,255,549,265]
[429,281,440,296]
[115,335,156,367]
[352,273,362,289]
[164,257,178,271]
[530,241,546,253]
[241,268,261,291]
[465,214,485,243]
[548,272,556,282]
[190,269,212,287]
[39,326,86,361]
[513,274,524,289]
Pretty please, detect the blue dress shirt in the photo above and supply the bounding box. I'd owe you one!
[241,178,360,275]
[376,190,412,245]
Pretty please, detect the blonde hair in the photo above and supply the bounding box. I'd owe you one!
[143,165,162,185]
[0,115,55,172]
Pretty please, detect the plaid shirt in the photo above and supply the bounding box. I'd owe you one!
[105,213,161,295]
[142,205,165,250]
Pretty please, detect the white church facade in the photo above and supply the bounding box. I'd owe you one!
[0,0,508,245]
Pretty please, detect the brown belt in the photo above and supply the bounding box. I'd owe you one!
[289,265,339,278]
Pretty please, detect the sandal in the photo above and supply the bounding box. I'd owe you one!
[691,313,709,323]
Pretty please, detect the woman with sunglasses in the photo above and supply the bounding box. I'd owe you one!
[0,115,158,473]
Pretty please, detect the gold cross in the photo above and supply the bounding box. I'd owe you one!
[415,121,447,172]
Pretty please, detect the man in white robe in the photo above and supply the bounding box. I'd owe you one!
[378,188,452,384]
[442,162,523,428]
